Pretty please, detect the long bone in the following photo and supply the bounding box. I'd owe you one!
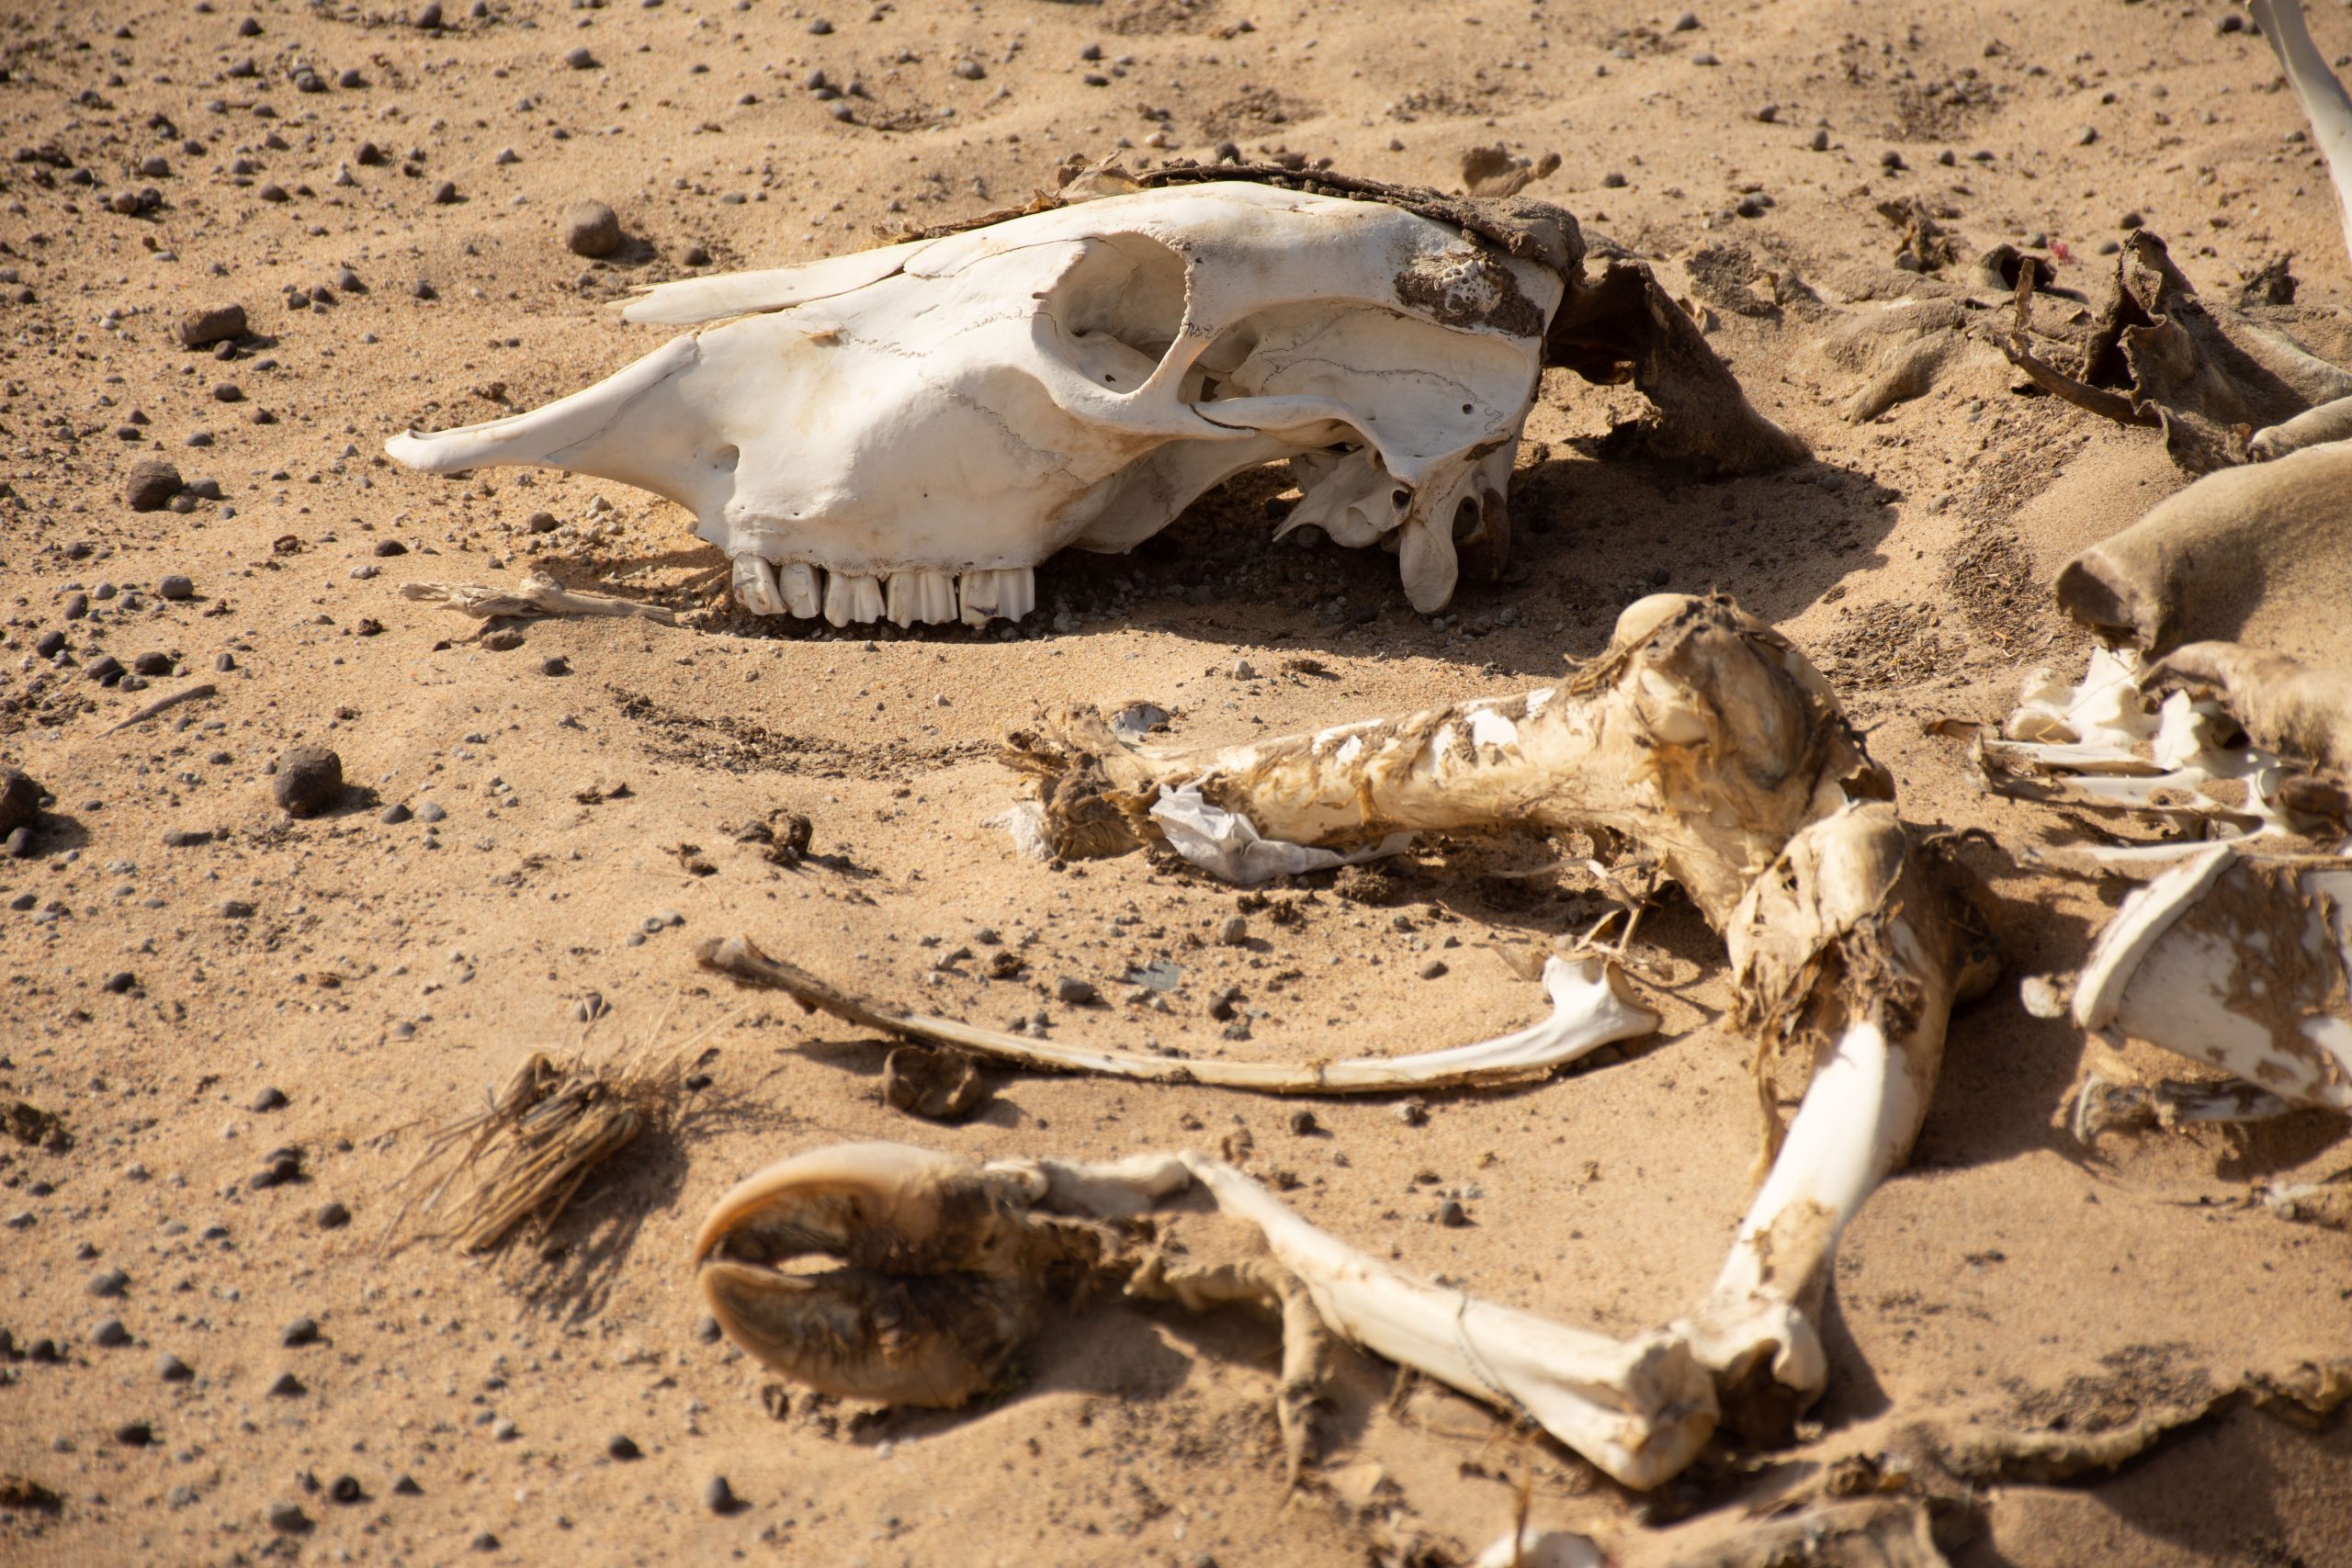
[695,596,1990,1486]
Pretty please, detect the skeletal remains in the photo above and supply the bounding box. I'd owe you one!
[369,6,2352,1547]
[695,595,1996,1489]
[389,165,1801,626]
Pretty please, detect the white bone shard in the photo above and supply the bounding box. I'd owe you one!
[386,184,1562,623]
[2073,842,2352,1112]
[399,570,677,626]
[696,933,1661,1093]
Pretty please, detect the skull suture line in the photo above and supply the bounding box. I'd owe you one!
[386,182,1563,626]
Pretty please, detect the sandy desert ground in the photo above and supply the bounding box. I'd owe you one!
[3,0,2350,1562]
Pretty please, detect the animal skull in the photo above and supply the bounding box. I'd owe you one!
[387,181,1564,625]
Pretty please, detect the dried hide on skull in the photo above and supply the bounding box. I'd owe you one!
[386,166,1803,626]
[693,596,1996,1491]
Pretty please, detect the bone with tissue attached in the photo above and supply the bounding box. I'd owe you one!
[695,595,1992,1488]
[386,168,1804,626]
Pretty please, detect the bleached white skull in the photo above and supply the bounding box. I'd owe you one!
[386,181,1564,626]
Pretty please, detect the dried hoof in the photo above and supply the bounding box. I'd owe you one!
[883,1045,984,1122]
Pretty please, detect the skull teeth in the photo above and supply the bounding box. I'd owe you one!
[730,559,1034,628]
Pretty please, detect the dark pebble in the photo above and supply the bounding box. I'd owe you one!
[33,630,63,657]
[393,1475,422,1495]
[380,802,412,825]
[1437,1199,1469,1227]
[606,1434,641,1461]
[416,0,443,26]
[271,747,344,817]
[267,1501,311,1533]
[92,1317,130,1347]
[1419,959,1448,980]
[280,1315,320,1348]
[127,458,184,512]
[471,1532,501,1551]
[266,1371,305,1396]
[315,1200,351,1229]
[695,1314,722,1345]
[132,651,173,676]
[540,656,570,677]
[158,1352,192,1381]
[329,1474,363,1504]
[563,45,597,68]
[221,898,256,919]
[6,827,35,858]
[1287,1109,1319,1136]
[62,592,87,620]
[163,829,214,848]
[430,179,458,205]
[115,1420,154,1447]
[213,651,235,671]
[158,573,194,599]
[524,510,559,533]
[252,1086,288,1111]
[561,199,621,257]
[1054,976,1097,1005]
[704,1474,740,1514]
[86,653,124,683]
[103,971,134,995]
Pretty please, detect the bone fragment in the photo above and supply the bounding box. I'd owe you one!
[1148,783,1415,885]
[400,570,677,626]
[2072,842,2352,1112]
[103,682,219,736]
[2252,0,2352,273]
[695,933,1660,1093]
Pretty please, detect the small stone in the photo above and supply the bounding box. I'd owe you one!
[315,1200,351,1229]
[471,1532,501,1552]
[954,59,985,79]
[563,45,598,68]
[220,898,256,919]
[0,769,41,835]
[607,1433,642,1460]
[104,971,135,995]
[2075,124,2098,147]
[695,1314,723,1345]
[157,1352,192,1381]
[1672,10,1700,28]
[214,652,235,671]
[89,1267,130,1298]
[132,651,174,676]
[492,1417,519,1440]
[266,1371,305,1397]
[417,801,447,823]
[280,1315,320,1348]
[127,459,184,512]
[92,1317,130,1347]
[329,1474,363,1504]
[1880,148,1906,170]
[393,1475,422,1495]
[1053,976,1097,1006]
[561,199,622,257]
[1436,1199,1469,1227]
[115,1420,154,1447]
[807,16,832,32]
[416,0,444,25]
[373,538,408,557]
[1395,1099,1430,1127]
[157,573,195,600]
[430,179,458,205]
[525,510,559,533]
[271,746,344,817]
[380,802,412,825]
[1601,170,1627,188]
[267,1501,311,1534]
[1287,1109,1319,1136]
[176,302,247,349]
[704,1474,740,1514]
[251,1085,287,1112]
[1216,914,1248,946]
[1809,128,1830,152]
[1419,959,1448,980]
[541,656,570,677]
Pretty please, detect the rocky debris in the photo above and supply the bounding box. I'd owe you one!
[175,302,246,349]
[561,199,621,257]
[0,770,41,836]
[270,747,344,817]
[157,573,194,600]
[125,458,183,512]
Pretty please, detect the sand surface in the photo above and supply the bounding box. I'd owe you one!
[3,0,2350,1562]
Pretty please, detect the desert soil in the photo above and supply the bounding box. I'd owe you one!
[3,0,2350,1563]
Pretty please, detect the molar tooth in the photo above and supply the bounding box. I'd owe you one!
[958,570,1001,627]
[994,566,1035,623]
[824,570,884,626]
[776,562,821,619]
[731,554,785,617]
[915,570,957,625]
[884,571,923,629]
